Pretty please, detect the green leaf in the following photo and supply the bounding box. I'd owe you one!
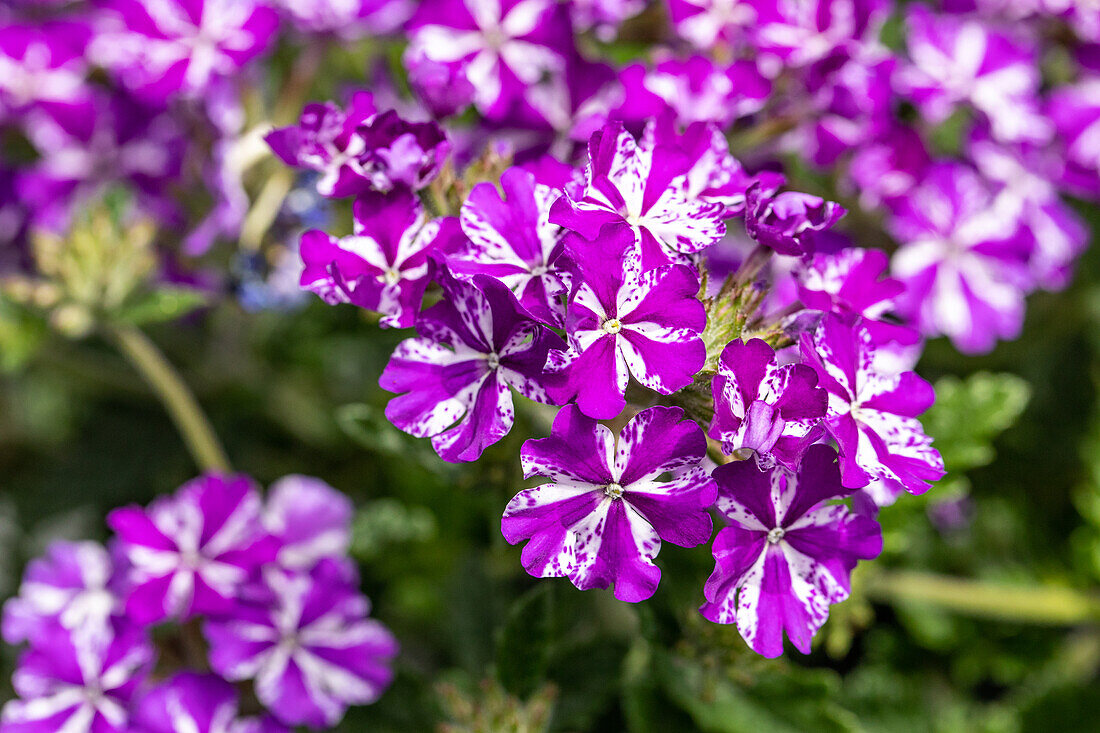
[116,287,207,326]
[922,373,1031,474]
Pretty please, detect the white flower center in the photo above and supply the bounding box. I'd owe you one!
[601,318,623,335]
[486,352,501,370]
[383,268,401,286]
[767,527,786,544]
[604,482,624,499]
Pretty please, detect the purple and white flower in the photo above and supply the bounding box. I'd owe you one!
[204,559,398,729]
[548,225,706,420]
[0,21,91,117]
[381,267,564,462]
[299,188,465,329]
[91,0,280,101]
[263,475,353,571]
[667,0,772,50]
[550,121,727,270]
[700,444,883,657]
[449,166,570,327]
[276,0,413,36]
[897,5,1050,143]
[888,161,1030,354]
[503,405,717,602]
[800,314,945,493]
[132,673,289,733]
[108,474,276,626]
[1,620,153,733]
[2,541,115,647]
[1048,79,1100,198]
[709,338,827,470]
[405,0,573,121]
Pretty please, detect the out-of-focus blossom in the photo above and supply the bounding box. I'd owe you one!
[640,56,770,128]
[449,167,571,327]
[205,559,398,729]
[888,161,1030,354]
[405,0,574,121]
[755,0,888,69]
[568,0,646,40]
[263,475,353,571]
[132,673,290,733]
[897,6,1050,143]
[550,122,727,270]
[503,405,716,601]
[548,225,706,419]
[17,92,185,230]
[91,0,280,100]
[846,125,931,208]
[800,314,944,493]
[0,21,90,118]
[2,541,115,647]
[968,130,1089,290]
[709,338,827,470]
[381,268,564,463]
[299,188,464,328]
[700,445,882,657]
[1047,79,1100,198]
[667,0,774,50]
[2,621,154,733]
[108,474,276,625]
[276,0,412,36]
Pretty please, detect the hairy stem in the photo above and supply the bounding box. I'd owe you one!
[865,570,1100,625]
[107,323,231,473]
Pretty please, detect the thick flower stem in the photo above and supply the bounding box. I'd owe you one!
[865,570,1100,625]
[107,323,231,474]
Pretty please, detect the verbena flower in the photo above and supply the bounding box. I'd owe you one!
[204,559,398,729]
[710,338,827,470]
[299,187,464,328]
[90,0,279,100]
[275,0,413,37]
[898,5,1050,143]
[888,161,1029,354]
[700,445,882,657]
[405,0,573,121]
[548,225,706,419]
[381,266,564,462]
[0,21,91,114]
[262,475,353,571]
[503,405,717,602]
[2,620,154,733]
[449,166,571,327]
[800,314,945,493]
[132,673,289,733]
[743,185,846,258]
[2,541,115,647]
[550,121,727,270]
[108,474,276,626]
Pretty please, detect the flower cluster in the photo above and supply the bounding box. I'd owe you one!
[1,474,397,731]
[3,0,1096,662]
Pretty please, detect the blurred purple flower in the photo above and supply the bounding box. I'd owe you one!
[204,559,397,729]
[263,475,353,571]
[108,474,276,626]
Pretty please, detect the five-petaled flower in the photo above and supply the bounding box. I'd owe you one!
[548,225,706,419]
[503,405,717,602]
[800,314,945,493]
[700,444,883,657]
[381,266,565,462]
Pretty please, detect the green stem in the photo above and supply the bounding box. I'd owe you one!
[107,323,231,474]
[865,570,1100,626]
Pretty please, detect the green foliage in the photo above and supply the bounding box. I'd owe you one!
[923,372,1031,476]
